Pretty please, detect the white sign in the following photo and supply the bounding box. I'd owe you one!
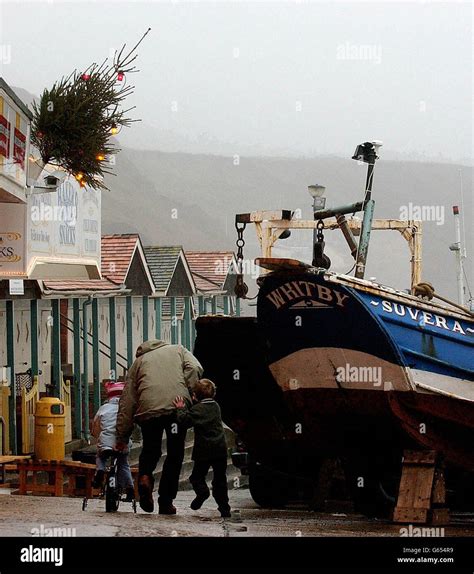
[9,279,24,294]
[0,203,26,276]
[28,176,101,262]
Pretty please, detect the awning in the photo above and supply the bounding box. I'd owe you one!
[27,257,101,280]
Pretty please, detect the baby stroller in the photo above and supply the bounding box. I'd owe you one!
[82,449,137,513]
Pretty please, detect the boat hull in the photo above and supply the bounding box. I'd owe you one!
[256,270,474,468]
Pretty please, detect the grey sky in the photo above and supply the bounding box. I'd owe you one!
[1,1,472,162]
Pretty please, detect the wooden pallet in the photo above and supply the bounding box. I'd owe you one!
[0,455,31,486]
[393,450,449,525]
[14,459,139,498]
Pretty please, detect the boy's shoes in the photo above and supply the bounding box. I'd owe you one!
[123,487,135,503]
[190,493,210,510]
[138,475,154,513]
[219,506,233,519]
[92,470,105,489]
[158,502,177,515]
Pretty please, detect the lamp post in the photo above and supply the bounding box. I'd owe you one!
[308,184,326,247]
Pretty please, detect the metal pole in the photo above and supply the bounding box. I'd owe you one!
[154,298,162,339]
[51,299,61,398]
[92,298,100,412]
[312,197,317,247]
[211,297,217,315]
[355,149,377,279]
[223,296,229,315]
[198,296,205,316]
[82,297,92,441]
[73,299,82,439]
[30,299,39,378]
[236,298,241,316]
[191,314,196,349]
[170,297,178,344]
[126,296,133,367]
[142,296,149,342]
[6,300,16,454]
[183,297,191,349]
[451,206,465,306]
[109,298,117,379]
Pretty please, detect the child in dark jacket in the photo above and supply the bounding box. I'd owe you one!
[173,379,231,518]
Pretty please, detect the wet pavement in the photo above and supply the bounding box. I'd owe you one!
[1,488,474,538]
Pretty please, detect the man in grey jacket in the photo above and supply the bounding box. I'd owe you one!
[116,339,203,515]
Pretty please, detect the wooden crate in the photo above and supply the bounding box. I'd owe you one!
[14,459,139,498]
[16,460,65,497]
[393,450,448,525]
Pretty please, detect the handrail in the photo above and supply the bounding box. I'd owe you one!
[0,416,5,456]
[60,313,128,370]
[60,313,128,369]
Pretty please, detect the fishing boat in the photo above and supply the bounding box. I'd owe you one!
[194,141,474,513]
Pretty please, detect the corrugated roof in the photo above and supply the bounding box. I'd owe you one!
[185,251,236,293]
[43,234,140,293]
[144,246,182,294]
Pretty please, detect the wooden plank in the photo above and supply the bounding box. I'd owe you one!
[432,470,446,505]
[54,469,63,497]
[0,455,30,463]
[18,467,27,495]
[393,507,429,523]
[430,508,450,525]
[403,450,437,465]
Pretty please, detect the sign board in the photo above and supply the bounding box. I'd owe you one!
[9,279,24,295]
[0,79,30,201]
[0,173,101,279]
[0,203,26,276]
[28,177,101,259]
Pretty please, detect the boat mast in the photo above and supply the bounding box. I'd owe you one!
[449,205,466,306]
[352,141,383,279]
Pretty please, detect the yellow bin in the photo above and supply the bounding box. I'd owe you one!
[34,397,65,460]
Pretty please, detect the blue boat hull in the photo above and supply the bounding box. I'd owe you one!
[255,270,474,468]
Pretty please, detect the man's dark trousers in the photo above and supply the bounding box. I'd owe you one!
[139,415,187,504]
[189,458,230,512]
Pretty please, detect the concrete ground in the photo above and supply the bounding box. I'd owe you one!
[1,488,474,538]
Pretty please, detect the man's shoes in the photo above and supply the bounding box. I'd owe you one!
[138,475,154,513]
[190,493,210,510]
[158,502,177,515]
[124,487,136,503]
[92,470,104,489]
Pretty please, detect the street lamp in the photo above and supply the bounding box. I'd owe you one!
[308,184,326,245]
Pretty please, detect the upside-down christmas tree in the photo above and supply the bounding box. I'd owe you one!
[30,28,151,190]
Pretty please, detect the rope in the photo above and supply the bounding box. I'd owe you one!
[413,282,474,318]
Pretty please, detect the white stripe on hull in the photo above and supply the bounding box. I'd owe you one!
[412,369,474,403]
[268,347,414,392]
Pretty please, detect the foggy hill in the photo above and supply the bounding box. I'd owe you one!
[107,148,472,301]
[12,85,473,302]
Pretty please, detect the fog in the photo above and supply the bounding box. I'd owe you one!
[1,1,472,163]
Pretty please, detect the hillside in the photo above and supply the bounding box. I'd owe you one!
[12,84,473,301]
[106,148,472,301]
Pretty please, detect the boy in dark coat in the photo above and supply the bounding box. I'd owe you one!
[173,379,231,518]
